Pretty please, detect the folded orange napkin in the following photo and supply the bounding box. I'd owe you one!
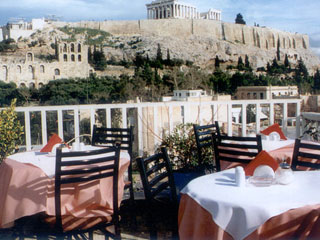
[260,123,287,140]
[40,134,63,152]
[244,150,279,176]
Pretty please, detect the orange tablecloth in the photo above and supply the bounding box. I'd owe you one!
[179,194,320,240]
[0,152,130,229]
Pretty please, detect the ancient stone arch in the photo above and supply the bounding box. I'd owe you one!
[71,54,75,62]
[71,43,75,52]
[28,65,35,79]
[20,83,26,88]
[78,43,81,53]
[63,54,68,62]
[29,82,35,89]
[78,55,82,62]
[27,52,33,62]
[55,68,60,75]
[17,65,22,73]
[2,65,8,81]
[63,43,67,52]
[40,65,45,73]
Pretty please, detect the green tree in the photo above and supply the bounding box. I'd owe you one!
[235,13,246,25]
[0,99,24,163]
[215,55,220,68]
[237,56,244,70]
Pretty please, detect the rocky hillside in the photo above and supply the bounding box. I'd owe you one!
[11,24,320,74]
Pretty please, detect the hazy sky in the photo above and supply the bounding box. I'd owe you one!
[0,0,319,55]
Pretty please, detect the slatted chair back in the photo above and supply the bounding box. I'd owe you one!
[92,124,134,202]
[193,122,220,170]
[136,146,178,204]
[55,145,121,237]
[136,147,178,239]
[291,138,320,171]
[213,134,263,172]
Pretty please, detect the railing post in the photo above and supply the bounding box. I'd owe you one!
[57,110,63,140]
[137,106,143,156]
[282,103,288,136]
[24,110,31,151]
[106,108,111,128]
[241,103,247,137]
[153,105,160,148]
[74,108,80,144]
[41,110,47,145]
[269,102,274,126]
[227,103,232,136]
[296,102,301,138]
[255,103,261,134]
[122,107,127,128]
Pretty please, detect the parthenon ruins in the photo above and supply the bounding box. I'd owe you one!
[146,0,221,21]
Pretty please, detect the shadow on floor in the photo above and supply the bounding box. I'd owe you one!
[0,199,178,240]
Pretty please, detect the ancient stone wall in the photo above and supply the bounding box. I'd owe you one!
[0,41,92,88]
[57,19,309,51]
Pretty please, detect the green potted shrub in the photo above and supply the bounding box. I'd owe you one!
[0,99,24,164]
[160,123,214,190]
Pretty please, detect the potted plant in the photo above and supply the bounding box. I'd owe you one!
[0,99,24,164]
[160,123,214,191]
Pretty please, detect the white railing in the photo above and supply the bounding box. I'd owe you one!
[15,98,302,155]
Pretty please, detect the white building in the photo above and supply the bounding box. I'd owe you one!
[1,18,47,41]
[146,0,221,21]
[236,86,299,100]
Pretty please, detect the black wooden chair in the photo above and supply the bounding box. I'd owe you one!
[213,134,263,172]
[136,147,178,239]
[54,144,121,239]
[291,138,320,170]
[91,125,134,203]
[193,121,220,172]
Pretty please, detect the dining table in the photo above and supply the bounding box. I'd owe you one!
[178,168,320,240]
[0,145,130,230]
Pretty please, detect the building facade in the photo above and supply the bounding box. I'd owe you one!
[236,86,299,100]
[0,41,93,88]
[146,0,221,20]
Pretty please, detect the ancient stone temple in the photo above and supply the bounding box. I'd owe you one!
[146,0,221,21]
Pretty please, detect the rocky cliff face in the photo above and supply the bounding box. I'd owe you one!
[7,19,320,75]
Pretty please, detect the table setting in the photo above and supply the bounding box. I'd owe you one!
[0,134,130,229]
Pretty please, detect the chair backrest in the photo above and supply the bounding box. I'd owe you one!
[193,121,220,166]
[54,145,121,232]
[213,134,263,171]
[91,125,133,157]
[291,138,320,170]
[136,147,178,204]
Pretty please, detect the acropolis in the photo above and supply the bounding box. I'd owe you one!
[146,0,221,21]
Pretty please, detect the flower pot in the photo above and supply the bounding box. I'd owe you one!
[173,169,203,192]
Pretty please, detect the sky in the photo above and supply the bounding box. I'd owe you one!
[0,0,319,56]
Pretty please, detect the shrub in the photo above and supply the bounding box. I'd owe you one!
[0,99,24,163]
[160,123,214,172]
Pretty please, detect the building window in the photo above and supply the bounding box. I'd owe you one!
[71,54,75,62]
[78,43,81,52]
[260,93,264,99]
[55,69,60,75]
[78,55,82,62]
[40,65,45,73]
[28,65,33,73]
[253,93,257,99]
[27,53,33,61]
[17,65,21,73]
[63,54,67,62]
[29,83,35,89]
[63,43,67,52]
[71,43,75,52]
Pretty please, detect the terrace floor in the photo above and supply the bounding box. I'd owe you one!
[0,175,177,240]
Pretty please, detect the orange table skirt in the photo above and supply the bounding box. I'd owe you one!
[0,156,130,229]
[178,194,320,240]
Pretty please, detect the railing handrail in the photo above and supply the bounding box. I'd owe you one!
[13,98,302,154]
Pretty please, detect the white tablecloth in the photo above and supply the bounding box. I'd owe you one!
[262,139,295,152]
[181,169,320,240]
[8,146,130,178]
